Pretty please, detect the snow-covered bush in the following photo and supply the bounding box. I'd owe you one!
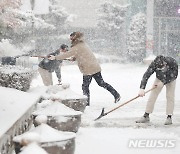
[0,66,34,91]
[127,12,147,62]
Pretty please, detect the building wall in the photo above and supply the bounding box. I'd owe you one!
[153,0,180,63]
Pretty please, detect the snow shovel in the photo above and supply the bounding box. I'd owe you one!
[94,85,157,121]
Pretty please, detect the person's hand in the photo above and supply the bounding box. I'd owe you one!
[48,55,56,60]
[138,89,145,97]
[67,57,76,61]
[71,57,76,61]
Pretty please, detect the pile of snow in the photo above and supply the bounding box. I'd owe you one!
[13,124,76,143]
[20,143,48,154]
[45,84,70,94]
[0,65,33,74]
[20,132,40,146]
[35,115,48,125]
[41,85,86,100]
[51,88,87,100]
[33,101,82,116]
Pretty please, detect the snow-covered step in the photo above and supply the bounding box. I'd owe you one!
[0,87,41,154]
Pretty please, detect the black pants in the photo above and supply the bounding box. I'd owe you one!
[82,72,119,105]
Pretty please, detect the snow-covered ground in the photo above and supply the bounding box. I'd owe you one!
[31,63,180,154]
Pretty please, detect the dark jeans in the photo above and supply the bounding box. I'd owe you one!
[82,72,119,105]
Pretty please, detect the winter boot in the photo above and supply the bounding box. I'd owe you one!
[136,112,150,123]
[114,94,121,103]
[136,116,150,123]
[164,116,172,125]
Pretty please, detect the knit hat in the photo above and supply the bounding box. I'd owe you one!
[60,44,68,50]
[70,32,83,39]
[70,32,76,37]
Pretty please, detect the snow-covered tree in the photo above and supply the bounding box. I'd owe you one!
[19,11,55,31]
[0,0,23,29]
[127,12,146,62]
[97,2,128,56]
[42,0,71,29]
[97,2,127,31]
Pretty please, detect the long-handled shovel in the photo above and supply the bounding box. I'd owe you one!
[94,85,157,121]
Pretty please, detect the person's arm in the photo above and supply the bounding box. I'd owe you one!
[138,61,155,97]
[49,49,75,61]
[140,62,155,89]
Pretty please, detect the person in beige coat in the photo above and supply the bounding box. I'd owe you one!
[49,32,120,105]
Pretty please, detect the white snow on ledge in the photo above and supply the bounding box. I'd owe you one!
[13,124,76,143]
[0,87,41,138]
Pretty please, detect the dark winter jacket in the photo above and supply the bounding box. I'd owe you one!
[140,55,178,89]
[38,50,62,80]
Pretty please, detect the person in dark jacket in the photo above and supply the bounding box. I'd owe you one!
[136,55,178,125]
[38,44,68,86]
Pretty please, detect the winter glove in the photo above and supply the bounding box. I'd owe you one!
[71,57,76,61]
[66,57,76,61]
[138,89,145,97]
[48,55,56,60]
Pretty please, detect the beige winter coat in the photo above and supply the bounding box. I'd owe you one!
[55,41,101,75]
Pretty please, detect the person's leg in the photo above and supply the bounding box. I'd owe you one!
[164,80,176,125]
[38,67,53,86]
[145,78,164,114]
[166,80,176,115]
[82,75,92,106]
[93,72,120,102]
[136,78,164,123]
[55,65,62,84]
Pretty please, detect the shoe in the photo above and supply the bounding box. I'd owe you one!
[58,79,62,85]
[114,97,121,103]
[114,95,121,103]
[136,116,150,123]
[164,117,172,125]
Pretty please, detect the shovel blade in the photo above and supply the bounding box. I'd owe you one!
[94,108,106,121]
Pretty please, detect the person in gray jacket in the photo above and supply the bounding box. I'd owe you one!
[38,44,68,86]
[136,55,178,125]
[48,32,120,106]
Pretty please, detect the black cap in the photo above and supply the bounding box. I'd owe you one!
[70,32,76,37]
[60,44,68,50]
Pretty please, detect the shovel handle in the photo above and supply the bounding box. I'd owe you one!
[105,85,157,115]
